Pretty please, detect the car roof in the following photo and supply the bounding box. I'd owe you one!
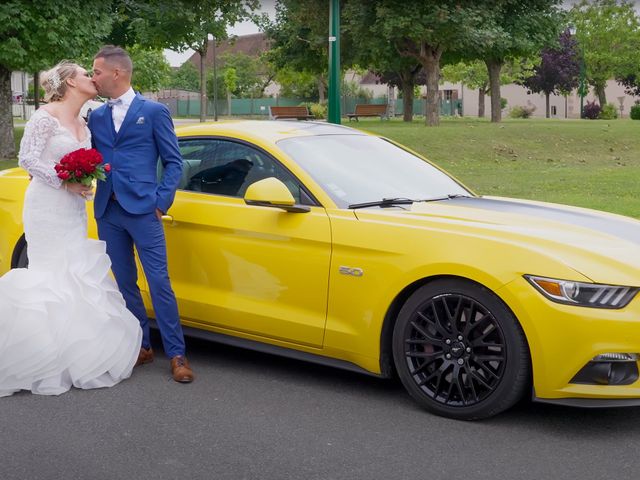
[175,120,368,144]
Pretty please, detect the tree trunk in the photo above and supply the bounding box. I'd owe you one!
[416,44,442,127]
[199,39,208,123]
[227,90,231,116]
[478,88,485,118]
[595,84,606,106]
[402,81,414,122]
[317,76,325,103]
[485,58,503,123]
[545,93,550,118]
[34,72,40,109]
[0,64,15,160]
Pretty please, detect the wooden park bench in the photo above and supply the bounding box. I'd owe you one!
[269,105,315,120]
[347,103,390,121]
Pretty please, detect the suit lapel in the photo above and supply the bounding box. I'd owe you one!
[115,94,145,142]
[105,105,117,141]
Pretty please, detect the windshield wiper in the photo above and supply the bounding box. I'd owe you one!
[348,197,417,209]
[348,194,469,210]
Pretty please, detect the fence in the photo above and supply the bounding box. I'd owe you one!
[12,104,36,120]
[11,97,462,121]
[169,97,463,118]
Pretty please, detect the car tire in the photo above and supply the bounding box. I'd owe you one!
[14,238,28,268]
[392,278,530,420]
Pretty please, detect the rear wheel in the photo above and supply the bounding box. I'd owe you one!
[392,279,530,420]
[13,237,28,268]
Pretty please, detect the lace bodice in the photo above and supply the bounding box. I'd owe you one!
[18,108,91,188]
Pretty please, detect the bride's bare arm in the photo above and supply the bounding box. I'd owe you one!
[18,114,63,188]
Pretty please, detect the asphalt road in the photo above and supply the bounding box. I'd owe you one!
[3,332,640,480]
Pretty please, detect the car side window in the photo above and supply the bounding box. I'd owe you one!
[158,139,220,190]
[179,138,311,204]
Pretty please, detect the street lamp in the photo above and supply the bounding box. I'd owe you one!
[568,25,585,118]
[212,35,218,122]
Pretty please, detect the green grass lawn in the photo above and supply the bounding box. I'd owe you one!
[354,117,640,218]
[0,127,22,170]
[3,118,639,217]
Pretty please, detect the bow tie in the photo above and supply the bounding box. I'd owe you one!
[107,98,123,108]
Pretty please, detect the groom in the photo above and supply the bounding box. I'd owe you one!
[89,45,194,383]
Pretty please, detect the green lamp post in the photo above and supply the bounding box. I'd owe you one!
[328,0,341,124]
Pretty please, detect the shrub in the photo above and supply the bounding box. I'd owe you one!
[509,105,536,119]
[629,103,640,120]
[299,102,327,119]
[598,103,618,120]
[582,100,601,119]
[500,97,508,110]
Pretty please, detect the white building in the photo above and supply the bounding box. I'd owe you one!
[439,79,639,119]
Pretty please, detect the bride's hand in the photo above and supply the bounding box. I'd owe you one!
[65,182,93,197]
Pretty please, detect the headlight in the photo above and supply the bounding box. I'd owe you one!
[524,275,639,309]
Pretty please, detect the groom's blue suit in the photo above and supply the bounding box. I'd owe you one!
[88,93,185,358]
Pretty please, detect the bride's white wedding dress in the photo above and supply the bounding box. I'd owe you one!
[0,108,142,397]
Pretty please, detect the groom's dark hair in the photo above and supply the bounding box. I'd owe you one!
[94,45,133,72]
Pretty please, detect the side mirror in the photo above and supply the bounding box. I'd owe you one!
[244,177,310,213]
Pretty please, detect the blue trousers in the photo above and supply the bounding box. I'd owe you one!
[97,199,185,358]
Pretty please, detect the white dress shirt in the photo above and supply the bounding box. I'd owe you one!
[110,87,136,133]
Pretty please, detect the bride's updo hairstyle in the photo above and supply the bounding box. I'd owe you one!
[42,61,81,102]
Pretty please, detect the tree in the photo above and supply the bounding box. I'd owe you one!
[570,0,640,106]
[442,58,536,117]
[129,45,172,93]
[343,0,425,122]
[344,1,497,126]
[376,67,424,121]
[262,0,331,102]
[0,1,112,159]
[262,0,357,103]
[168,62,200,91]
[274,68,318,99]
[130,0,259,121]
[479,0,563,123]
[221,52,272,98]
[223,67,238,114]
[521,30,579,117]
[441,61,490,117]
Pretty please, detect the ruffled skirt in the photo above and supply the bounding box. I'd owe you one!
[0,180,142,397]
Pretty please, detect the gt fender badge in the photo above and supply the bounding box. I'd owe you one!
[339,266,364,277]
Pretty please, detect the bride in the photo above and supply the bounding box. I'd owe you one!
[0,61,142,397]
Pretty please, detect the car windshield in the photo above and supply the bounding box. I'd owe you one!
[277,134,471,208]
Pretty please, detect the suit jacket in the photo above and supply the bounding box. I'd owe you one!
[88,93,183,219]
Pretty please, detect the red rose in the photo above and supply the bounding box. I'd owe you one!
[104,163,111,172]
[55,148,104,185]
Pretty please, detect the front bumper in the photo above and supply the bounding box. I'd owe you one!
[498,276,640,402]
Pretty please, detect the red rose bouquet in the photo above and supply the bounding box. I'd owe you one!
[54,148,111,200]
[54,148,108,186]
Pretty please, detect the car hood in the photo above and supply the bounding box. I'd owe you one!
[359,196,640,285]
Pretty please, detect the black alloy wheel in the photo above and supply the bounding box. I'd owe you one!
[392,279,530,420]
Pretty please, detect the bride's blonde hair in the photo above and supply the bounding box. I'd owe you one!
[42,61,81,102]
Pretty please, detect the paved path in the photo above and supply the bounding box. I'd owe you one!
[2,332,640,480]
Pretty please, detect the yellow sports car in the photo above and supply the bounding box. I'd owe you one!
[1,120,639,420]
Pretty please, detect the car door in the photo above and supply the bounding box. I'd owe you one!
[160,137,331,348]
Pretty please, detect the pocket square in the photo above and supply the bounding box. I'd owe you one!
[136,116,145,125]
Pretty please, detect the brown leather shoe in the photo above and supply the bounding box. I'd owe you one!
[171,355,194,383]
[135,347,154,367]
